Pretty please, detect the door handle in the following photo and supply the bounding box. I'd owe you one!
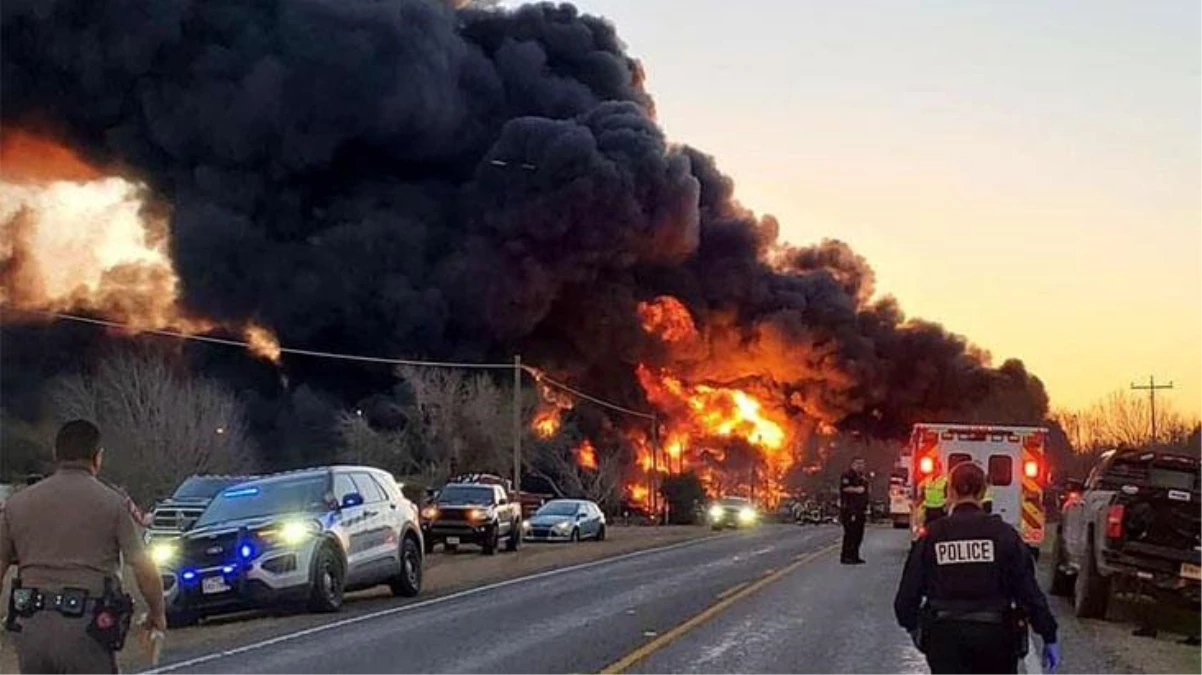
[365,510,377,518]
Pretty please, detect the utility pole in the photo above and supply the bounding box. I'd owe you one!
[513,355,523,498]
[650,414,660,524]
[1131,375,1173,446]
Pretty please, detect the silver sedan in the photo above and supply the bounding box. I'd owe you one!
[523,499,607,542]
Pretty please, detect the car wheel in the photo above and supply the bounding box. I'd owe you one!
[596,525,606,541]
[482,526,498,555]
[1050,529,1075,597]
[1074,536,1111,619]
[166,609,199,628]
[506,520,521,552]
[307,543,345,613]
[390,534,423,598]
[570,527,580,543]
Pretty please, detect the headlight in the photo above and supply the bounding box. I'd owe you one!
[521,519,531,530]
[421,506,439,520]
[708,505,724,520]
[469,508,494,522]
[278,519,320,545]
[554,520,572,532]
[738,507,757,523]
[150,541,178,567]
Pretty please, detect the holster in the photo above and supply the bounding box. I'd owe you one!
[5,577,32,633]
[86,577,134,651]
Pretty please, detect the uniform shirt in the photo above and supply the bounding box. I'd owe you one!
[0,466,145,594]
[893,503,1057,642]
[839,469,869,513]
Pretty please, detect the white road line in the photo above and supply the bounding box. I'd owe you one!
[147,532,738,673]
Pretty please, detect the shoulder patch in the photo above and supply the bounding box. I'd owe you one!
[934,539,995,565]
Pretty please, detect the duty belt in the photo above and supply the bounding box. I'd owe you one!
[933,609,1005,624]
[11,587,96,618]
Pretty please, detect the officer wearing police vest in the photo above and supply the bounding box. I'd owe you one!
[894,461,1060,674]
[0,420,167,673]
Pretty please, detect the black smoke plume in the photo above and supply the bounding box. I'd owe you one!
[1,0,1047,467]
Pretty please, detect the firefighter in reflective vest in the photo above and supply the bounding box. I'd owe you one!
[920,458,948,527]
[894,462,1060,674]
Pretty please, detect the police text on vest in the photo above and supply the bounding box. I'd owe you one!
[934,539,995,565]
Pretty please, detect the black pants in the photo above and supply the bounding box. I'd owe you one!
[924,621,1017,674]
[840,510,865,561]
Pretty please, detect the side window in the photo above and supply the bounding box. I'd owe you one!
[948,453,972,470]
[333,474,357,503]
[351,474,386,504]
[988,455,1013,486]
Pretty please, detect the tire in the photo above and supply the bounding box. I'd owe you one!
[1050,530,1075,597]
[570,527,580,543]
[482,526,498,555]
[166,609,199,628]
[390,534,423,598]
[307,543,346,613]
[1074,536,1111,619]
[506,520,521,552]
[596,525,606,541]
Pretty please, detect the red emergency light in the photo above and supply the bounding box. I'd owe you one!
[1023,460,1040,480]
[919,456,935,475]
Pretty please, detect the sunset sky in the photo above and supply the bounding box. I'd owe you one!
[538,0,1201,416]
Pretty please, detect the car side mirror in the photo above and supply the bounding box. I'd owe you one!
[576,513,587,520]
[341,493,364,509]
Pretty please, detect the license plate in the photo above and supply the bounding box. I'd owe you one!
[1181,563,1201,581]
[446,537,460,545]
[202,576,230,595]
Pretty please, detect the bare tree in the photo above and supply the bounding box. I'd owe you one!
[1078,390,1195,450]
[49,349,255,504]
[336,411,423,475]
[534,439,624,507]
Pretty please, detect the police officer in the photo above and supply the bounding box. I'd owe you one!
[839,456,869,564]
[894,461,1060,674]
[0,420,167,673]
[919,459,948,527]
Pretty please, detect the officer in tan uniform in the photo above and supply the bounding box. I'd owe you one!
[0,420,167,673]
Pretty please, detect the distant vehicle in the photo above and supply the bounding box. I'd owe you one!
[889,455,912,529]
[524,499,606,542]
[1053,448,1200,618]
[707,496,758,530]
[910,423,1049,555]
[152,466,423,626]
[421,479,523,555]
[145,474,257,544]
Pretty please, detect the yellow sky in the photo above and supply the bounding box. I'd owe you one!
[560,0,1201,417]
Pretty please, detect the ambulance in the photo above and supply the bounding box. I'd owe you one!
[909,423,1049,557]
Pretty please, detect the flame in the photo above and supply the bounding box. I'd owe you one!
[637,295,698,344]
[0,130,280,363]
[533,408,561,439]
[575,439,598,470]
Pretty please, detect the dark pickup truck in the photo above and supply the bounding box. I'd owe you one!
[1053,448,1200,618]
[420,481,523,555]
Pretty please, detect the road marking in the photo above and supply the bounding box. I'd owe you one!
[599,541,840,674]
[715,582,748,600]
[761,568,776,577]
[148,533,728,674]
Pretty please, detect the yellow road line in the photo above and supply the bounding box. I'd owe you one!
[715,582,749,600]
[599,542,840,674]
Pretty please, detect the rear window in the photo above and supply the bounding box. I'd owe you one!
[948,453,972,471]
[1103,457,1200,491]
[1148,468,1197,491]
[988,456,1013,486]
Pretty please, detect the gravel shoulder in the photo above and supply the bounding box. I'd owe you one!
[1036,531,1201,674]
[1,524,713,673]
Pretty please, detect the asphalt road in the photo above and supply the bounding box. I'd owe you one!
[155,524,841,673]
[152,524,1141,674]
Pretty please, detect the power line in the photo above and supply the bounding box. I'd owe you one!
[1131,375,1173,446]
[19,309,657,418]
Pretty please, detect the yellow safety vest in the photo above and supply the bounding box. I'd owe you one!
[922,475,948,509]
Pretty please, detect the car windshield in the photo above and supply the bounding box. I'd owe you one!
[194,475,329,527]
[536,502,579,517]
[173,476,245,500]
[437,485,496,505]
[718,498,749,507]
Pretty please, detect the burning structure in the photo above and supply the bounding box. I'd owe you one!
[1,1,1048,505]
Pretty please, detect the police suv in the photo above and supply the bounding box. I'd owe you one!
[148,466,423,625]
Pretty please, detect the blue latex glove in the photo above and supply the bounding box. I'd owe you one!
[1041,642,1060,673]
